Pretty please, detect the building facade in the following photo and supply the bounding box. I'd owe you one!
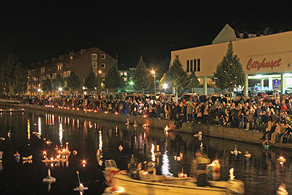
[28,47,116,95]
[171,24,292,96]
[118,67,136,92]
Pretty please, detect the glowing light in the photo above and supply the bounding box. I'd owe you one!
[118,145,123,151]
[163,83,168,89]
[27,119,31,141]
[116,187,125,193]
[151,144,155,162]
[38,117,42,137]
[162,151,173,177]
[229,168,235,180]
[165,125,169,132]
[59,123,63,146]
[104,111,108,114]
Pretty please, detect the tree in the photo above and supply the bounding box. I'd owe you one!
[41,77,52,92]
[163,55,188,101]
[104,63,124,90]
[132,56,151,92]
[187,72,200,93]
[52,73,65,90]
[13,63,28,95]
[84,68,98,91]
[67,71,81,92]
[0,54,27,94]
[213,41,245,101]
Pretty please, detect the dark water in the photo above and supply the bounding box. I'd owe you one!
[0,107,291,195]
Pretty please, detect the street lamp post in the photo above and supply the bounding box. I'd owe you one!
[151,70,156,94]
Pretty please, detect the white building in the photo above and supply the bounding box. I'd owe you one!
[171,24,292,96]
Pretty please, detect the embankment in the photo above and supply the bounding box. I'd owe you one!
[1,101,292,150]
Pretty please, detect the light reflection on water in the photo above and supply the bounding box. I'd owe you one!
[0,107,291,194]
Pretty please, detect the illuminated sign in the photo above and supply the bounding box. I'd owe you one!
[246,58,281,71]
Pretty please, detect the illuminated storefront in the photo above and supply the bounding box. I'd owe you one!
[171,24,292,96]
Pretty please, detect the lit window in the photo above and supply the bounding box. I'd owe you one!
[124,78,127,82]
[92,53,97,59]
[101,54,105,59]
[101,63,105,68]
[57,64,63,70]
[120,72,123,76]
[124,72,127,76]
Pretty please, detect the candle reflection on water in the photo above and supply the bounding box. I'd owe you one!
[98,130,103,166]
[27,119,31,145]
[59,123,63,146]
[38,117,41,137]
[151,144,155,162]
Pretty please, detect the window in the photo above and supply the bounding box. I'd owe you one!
[197,59,200,72]
[91,53,97,59]
[120,72,123,76]
[101,63,105,68]
[58,64,63,70]
[92,62,97,68]
[187,60,189,72]
[124,72,127,76]
[41,67,45,73]
[190,60,193,72]
[101,54,105,59]
[194,59,196,72]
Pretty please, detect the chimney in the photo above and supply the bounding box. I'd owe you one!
[81,49,86,55]
[52,58,57,62]
[59,55,64,60]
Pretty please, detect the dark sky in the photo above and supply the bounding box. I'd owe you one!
[1,1,291,73]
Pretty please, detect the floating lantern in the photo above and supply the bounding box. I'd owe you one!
[118,145,123,152]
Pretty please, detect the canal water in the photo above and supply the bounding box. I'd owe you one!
[0,106,291,195]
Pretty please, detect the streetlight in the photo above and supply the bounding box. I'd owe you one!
[163,83,168,93]
[151,70,156,94]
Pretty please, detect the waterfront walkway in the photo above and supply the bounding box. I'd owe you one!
[1,100,292,151]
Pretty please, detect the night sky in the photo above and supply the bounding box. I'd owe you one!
[1,1,291,74]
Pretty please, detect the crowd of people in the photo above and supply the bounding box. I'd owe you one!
[20,92,292,144]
